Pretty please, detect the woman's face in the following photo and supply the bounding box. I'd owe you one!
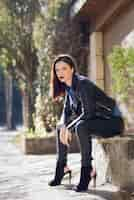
[55,61,74,86]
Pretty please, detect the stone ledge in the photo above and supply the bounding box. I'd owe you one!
[92,135,134,191]
[99,135,134,142]
[21,134,80,155]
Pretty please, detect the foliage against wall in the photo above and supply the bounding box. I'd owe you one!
[108,46,134,128]
[108,46,134,101]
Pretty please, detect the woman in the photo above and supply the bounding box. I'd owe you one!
[48,54,124,192]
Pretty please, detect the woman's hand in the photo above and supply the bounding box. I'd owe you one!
[60,126,72,147]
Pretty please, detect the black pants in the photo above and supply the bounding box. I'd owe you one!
[56,116,124,167]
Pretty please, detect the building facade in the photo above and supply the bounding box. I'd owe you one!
[70,0,134,92]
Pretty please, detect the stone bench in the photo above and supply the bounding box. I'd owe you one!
[92,135,134,191]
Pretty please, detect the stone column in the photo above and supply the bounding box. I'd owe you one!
[88,32,111,186]
[88,32,104,89]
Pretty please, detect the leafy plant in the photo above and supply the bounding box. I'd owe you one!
[107,46,134,101]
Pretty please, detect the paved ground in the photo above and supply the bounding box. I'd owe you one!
[0,127,133,200]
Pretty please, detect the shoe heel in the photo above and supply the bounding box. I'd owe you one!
[68,170,72,184]
[64,170,72,184]
[93,173,97,187]
[64,167,72,185]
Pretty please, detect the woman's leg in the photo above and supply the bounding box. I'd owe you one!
[76,117,124,138]
[56,126,68,166]
[75,121,92,167]
[48,126,68,186]
[73,117,124,191]
[74,121,93,191]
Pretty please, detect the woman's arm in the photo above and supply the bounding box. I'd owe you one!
[58,93,70,127]
[58,93,72,146]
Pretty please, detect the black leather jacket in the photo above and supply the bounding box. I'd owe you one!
[59,73,117,130]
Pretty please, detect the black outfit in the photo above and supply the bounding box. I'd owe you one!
[56,73,124,167]
[50,73,124,190]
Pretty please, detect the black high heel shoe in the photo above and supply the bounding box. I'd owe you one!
[64,168,72,184]
[74,166,97,192]
[74,166,91,192]
[48,165,72,186]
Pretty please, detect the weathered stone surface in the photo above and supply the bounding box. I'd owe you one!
[93,136,134,191]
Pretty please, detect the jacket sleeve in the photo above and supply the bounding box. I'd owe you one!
[66,80,96,130]
[58,93,70,127]
[95,85,115,108]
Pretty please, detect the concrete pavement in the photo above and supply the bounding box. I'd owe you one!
[0,127,133,200]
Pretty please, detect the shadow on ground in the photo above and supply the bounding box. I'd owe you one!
[63,184,133,200]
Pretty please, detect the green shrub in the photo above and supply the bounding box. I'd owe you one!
[108,46,134,101]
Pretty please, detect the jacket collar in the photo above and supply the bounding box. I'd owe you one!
[71,73,79,91]
[63,73,80,94]
[63,73,79,91]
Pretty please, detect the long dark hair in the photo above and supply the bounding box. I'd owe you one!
[50,54,77,101]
